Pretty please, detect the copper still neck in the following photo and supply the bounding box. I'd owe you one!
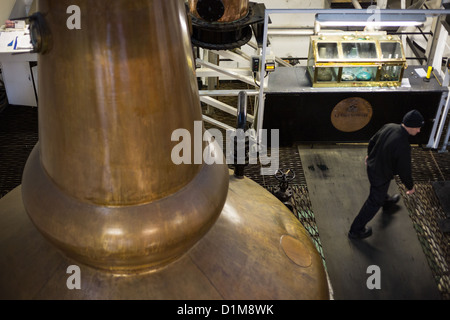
[39,0,205,206]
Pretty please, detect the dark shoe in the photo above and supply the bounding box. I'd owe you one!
[348,226,372,239]
[383,194,400,210]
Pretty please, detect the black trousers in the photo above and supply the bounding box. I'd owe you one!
[350,168,391,233]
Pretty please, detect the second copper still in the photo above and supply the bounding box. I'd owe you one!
[187,0,265,49]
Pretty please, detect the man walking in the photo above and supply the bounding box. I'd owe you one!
[348,110,424,239]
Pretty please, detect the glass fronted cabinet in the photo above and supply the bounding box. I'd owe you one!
[307,32,407,87]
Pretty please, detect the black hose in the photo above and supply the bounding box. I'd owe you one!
[234,91,249,178]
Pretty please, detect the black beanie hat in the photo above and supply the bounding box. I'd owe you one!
[403,110,425,128]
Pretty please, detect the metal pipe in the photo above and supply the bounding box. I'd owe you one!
[196,58,256,86]
[256,9,270,143]
[260,8,450,16]
[439,115,450,152]
[236,91,248,130]
[203,114,236,131]
[200,95,255,123]
[267,28,315,36]
[234,91,248,178]
[199,89,259,96]
[351,0,363,10]
[433,93,450,149]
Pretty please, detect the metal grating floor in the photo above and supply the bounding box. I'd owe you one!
[398,182,450,298]
[396,150,450,299]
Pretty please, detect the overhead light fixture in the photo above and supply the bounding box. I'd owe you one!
[316,13,426,27]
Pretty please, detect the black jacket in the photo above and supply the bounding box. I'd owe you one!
[366,123,414,190]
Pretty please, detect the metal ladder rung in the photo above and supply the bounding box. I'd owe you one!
[200,96,255,123]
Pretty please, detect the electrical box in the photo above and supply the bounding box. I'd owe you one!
[251,56,260,73]
[307,32,407,88]
[251,55,276,73]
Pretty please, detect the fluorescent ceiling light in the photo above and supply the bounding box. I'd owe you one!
[316,13,426,27]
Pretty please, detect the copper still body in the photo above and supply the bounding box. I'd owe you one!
[0,0,330,299]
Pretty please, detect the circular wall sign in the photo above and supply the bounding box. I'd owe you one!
[331,97,373,132]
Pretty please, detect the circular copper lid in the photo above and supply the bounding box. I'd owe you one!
[280,234,312,268]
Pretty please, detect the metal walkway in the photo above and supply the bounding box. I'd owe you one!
[298,144,443,299]
[242,143,450,299]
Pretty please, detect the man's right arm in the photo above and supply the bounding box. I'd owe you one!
[396,146,415,193]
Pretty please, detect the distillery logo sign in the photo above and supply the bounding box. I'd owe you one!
[171,121,280,176]
[331,97,373,133]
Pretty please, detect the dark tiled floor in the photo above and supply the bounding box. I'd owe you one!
[0,105,38,198]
